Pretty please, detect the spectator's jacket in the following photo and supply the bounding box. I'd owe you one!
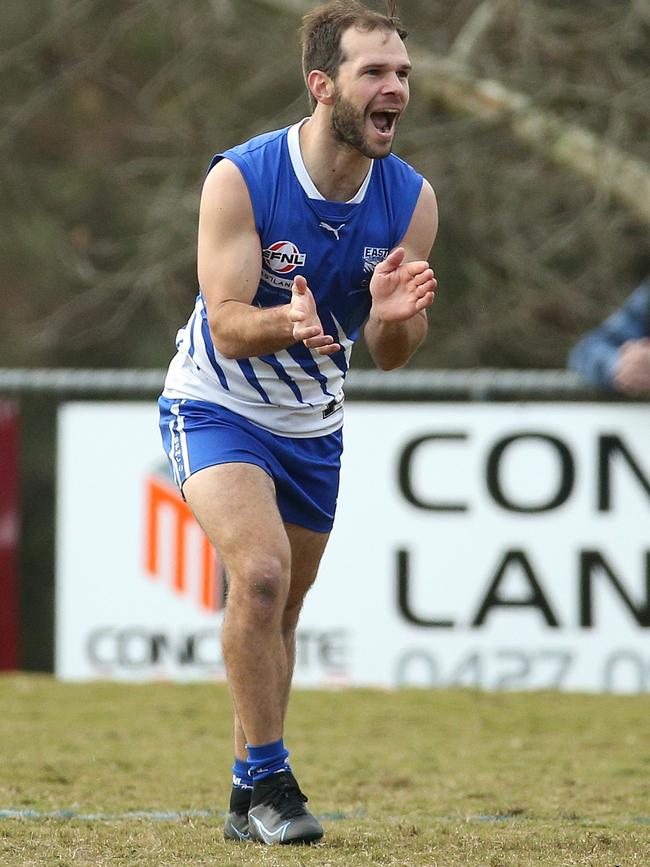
[567,279,650,388]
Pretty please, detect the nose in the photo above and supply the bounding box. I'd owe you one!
[382,71,408,99]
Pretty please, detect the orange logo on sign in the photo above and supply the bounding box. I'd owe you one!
[144,475,224,612]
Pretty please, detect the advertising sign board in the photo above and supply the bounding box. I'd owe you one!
[56,402,650,692]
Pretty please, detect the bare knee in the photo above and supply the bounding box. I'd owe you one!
[248,569,287,609]
[227,555,290,625]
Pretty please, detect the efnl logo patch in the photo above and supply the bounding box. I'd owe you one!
[263,241,307,274]
[144,474,226,613]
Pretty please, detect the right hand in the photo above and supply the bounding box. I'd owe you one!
[289,275,341,356]
[614,338,650,395]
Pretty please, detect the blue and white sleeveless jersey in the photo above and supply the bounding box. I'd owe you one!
[163,120,423,436]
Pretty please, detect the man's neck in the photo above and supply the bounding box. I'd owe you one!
[298,115,372,203]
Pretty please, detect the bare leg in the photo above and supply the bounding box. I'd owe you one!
[184,463,291,747]
[229,524,329,760]
[280,523,330,722]
[184,466,331,757]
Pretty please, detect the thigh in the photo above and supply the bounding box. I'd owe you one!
[183,463,290,576]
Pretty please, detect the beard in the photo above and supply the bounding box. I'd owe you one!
[330,91,393,160]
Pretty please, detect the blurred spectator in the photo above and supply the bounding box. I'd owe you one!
[568,277,650,395]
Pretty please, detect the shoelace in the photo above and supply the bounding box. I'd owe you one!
[265,778,308,819]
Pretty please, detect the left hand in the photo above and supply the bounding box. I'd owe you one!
[369,247,436,322]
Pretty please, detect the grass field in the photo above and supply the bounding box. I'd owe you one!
[0,675,649,866]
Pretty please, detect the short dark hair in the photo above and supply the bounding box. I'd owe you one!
[301,1,407,110]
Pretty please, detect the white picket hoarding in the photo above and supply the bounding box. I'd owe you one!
[56,402,650,692]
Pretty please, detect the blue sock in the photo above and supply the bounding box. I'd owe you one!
[246,738,291,783]
[232,757,254,790]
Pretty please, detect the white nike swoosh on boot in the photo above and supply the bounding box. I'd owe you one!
[249,814,291,843]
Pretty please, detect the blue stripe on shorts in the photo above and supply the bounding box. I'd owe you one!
[158,397,343,533]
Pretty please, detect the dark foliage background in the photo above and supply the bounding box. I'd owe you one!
[2,0,649,372]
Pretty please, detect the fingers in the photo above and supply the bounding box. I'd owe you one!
[289,275,313,324]
[317,343,342,356]
[293,324,322,339]
[408,262,435,281]
[620,341,648,362]
[373,251,436,289]
[375,247,406,273]
[290,274,340,353]
[301,334,342,355]
[411,273,436,300]
[292,319,342,352]
[386,247,406,264]
[304,333,341,351]
[415,290,435,311]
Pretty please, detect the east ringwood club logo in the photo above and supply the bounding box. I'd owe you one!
[363,246,389,274]
[263,240,307,274]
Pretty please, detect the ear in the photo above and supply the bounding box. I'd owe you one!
[307,70,335,106]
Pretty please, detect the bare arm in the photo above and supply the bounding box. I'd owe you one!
[198,159,339,359]
[364,180,439,370]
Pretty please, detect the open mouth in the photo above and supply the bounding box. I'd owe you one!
[370,110,399,135]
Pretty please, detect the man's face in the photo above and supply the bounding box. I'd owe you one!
[330,26,411,159]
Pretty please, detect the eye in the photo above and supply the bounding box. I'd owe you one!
[365,68,381,76]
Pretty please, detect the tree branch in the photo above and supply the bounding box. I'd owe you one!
[255,0,650,227]
[448,0,503,65]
